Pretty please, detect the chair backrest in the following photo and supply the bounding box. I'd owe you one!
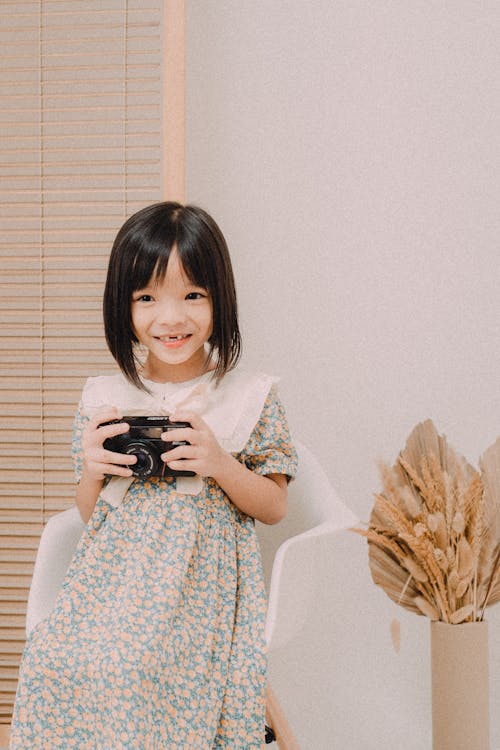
[256,439,357,590]
[25,505,85,637]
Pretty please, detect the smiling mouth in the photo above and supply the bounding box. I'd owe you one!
[156,334,192,347]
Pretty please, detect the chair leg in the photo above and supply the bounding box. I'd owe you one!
[265,684,301,749]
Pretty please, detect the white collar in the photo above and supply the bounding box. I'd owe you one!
[81,368,279,452]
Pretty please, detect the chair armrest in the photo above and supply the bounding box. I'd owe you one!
[265,523,356,651]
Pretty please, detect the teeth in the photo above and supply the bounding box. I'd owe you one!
[159,335,187,341]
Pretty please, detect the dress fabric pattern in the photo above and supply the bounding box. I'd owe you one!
[10,375,297,750]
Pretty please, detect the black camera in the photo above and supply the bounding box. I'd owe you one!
[103,416,194,479]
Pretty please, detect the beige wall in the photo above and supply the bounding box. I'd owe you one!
[186,2,500,747]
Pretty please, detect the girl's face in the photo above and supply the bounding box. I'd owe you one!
[131,247,213,383]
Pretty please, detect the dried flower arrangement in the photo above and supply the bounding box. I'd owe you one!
[355,420,500,623]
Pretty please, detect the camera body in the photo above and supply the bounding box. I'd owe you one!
[103,416,194,479]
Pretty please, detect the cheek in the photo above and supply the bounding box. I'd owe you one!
[130,308,148,337]
[195,303,213,335]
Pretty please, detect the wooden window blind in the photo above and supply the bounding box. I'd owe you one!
[0,0,184,726]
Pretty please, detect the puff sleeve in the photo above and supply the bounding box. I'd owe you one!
[237,384,298,481]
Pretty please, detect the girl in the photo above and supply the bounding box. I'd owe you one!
[10,202,297,749]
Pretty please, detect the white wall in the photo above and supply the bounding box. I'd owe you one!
[186,2,500,747]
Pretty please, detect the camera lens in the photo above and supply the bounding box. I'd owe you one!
[124,441,158,478]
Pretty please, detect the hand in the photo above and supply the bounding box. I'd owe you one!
[161,410,227,479]
[81,407,137,481]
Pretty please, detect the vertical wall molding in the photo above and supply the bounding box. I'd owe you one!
[163,0,185,202]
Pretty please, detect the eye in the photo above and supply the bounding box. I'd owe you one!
[185,291,207,300]
[133,293,155,303]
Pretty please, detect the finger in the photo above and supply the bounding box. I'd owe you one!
[97,420,131,441]
[162,445,197,462]
[88,407,122,430]
[163,458,198,473]
[83,423,130,453]
[101,449,137,466]
[170,410,206,430]
[161,427,194,444]
[99,463,135,477]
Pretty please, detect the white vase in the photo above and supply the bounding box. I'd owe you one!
[431,620,489,750]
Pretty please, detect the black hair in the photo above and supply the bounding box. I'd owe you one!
[103,201,241,389]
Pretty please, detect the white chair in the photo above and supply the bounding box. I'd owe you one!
[25,440,358,748]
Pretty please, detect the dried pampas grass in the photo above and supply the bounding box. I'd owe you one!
[354,421,500,623]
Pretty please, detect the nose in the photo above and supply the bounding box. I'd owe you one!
[155,298,186,327]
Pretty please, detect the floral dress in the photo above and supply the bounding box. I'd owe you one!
[10,369,297,750]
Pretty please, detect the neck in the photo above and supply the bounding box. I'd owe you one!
[142,354,214,384]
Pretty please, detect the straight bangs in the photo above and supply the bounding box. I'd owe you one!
[129,209,211,296]
[128,221,177,295]
[146,240,210,295]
